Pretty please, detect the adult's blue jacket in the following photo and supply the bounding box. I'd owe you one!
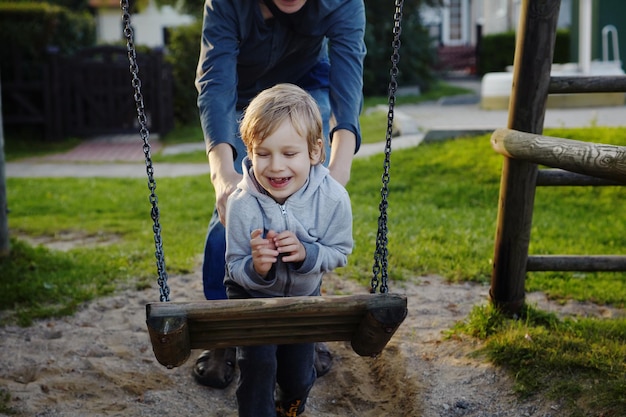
[195,0,366,157]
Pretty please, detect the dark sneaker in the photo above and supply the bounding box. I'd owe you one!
[192,348,236,389]
[314,342,333,377]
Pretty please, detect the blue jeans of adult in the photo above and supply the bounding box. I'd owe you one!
[236,343,316,417]
[201,87,331,300]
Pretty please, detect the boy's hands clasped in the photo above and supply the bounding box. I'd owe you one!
[250,229,306,277]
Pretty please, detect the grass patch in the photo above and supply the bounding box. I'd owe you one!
[3,134,81,162]
[452,304,626,416]
[0,239,121,326]
[2,176,212,325]
[0,387,17,415]
[362,80,473,108]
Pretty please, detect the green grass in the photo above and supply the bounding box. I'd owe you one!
[362,80,473,108]
[451,303,626,416]
[1,176,211,325]
[3,133,81,162]
[0,388,17,415]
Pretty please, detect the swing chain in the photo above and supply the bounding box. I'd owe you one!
[120,0,170,302]
[371,0,403,294]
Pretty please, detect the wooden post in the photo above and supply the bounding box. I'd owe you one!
[490,0,562,315]
[0,77,10,257]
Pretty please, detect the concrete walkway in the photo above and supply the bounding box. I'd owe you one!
[6,79,626,178]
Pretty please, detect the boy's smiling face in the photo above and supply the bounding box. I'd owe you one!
[250,119,321,204]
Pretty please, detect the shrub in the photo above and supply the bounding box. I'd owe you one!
[164,21,202,126]
[0,2,95,63]
[478,29,570,74]
[364,0,437,95]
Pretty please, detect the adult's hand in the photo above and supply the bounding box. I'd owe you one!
[328,129,356,186]
[208,143,242,225]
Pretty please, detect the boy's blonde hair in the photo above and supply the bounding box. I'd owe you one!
[240,83,326,164]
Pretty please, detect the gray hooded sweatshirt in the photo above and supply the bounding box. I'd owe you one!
[225,158,353,298]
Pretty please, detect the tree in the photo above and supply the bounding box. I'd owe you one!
[364,0,440,95]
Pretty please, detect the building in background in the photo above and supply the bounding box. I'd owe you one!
[421,0,573,74]
[89,0,195,48]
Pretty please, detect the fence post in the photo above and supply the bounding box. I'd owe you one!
[44,46,63,141]
[489,0,562,315]
[151,47,174,136]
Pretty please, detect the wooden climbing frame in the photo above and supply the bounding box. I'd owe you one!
[489,0,626,315]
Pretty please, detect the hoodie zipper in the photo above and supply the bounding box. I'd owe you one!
[278,203,292,294]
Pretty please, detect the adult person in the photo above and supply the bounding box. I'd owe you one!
[194,0,365,389]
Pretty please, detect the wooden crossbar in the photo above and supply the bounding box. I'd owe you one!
[146,293,408,368]
[491,128,626,184]
[549,75,626,94]
[536,169,622,186]
[527,255,626,272]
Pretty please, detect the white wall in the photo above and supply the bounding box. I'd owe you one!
[95,0,195,47]
[481,0,571,35]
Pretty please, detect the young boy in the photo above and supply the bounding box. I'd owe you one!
[224,83,354,417]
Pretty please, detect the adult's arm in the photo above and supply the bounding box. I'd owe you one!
[195,0,240,153]
[208,143,242,224]
[325,0,366,184]
[328,129,356,186]
[196,0,243,222]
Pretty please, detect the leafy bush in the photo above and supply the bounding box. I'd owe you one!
[364,0,437,95]
[164,21,202,126]
[0,2,95,61]
[0,1,95,83]
[478,29,570,74]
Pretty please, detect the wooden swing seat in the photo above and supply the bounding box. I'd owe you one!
[146,293,408,368]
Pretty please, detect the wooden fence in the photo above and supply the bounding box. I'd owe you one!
[2,46,174,140]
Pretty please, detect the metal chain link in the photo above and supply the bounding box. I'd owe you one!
[120,0,170,302]
[371,0,404,294]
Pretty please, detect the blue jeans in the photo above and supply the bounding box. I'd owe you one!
[236,343,316,417]
[201,87,331,300]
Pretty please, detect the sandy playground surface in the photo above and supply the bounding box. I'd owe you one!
[1,265,623,417]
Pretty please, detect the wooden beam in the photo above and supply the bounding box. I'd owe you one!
[491,128,626,183]
[527,255,626,271]
[549,75,626,94]
[536,169,622,186]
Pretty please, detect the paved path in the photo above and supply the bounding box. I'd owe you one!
[5,133,424,178]
[6,80,626,178]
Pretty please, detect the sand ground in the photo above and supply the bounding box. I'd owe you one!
[4,262,623,417]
